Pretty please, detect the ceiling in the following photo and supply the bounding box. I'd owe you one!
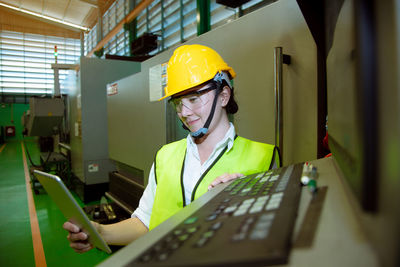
[0,0,116,31]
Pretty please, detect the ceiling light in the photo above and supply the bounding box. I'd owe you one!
[0,2,89,31]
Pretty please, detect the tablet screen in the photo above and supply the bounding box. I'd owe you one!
[34,170,112,254]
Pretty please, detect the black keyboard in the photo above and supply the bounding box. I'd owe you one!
[128,164,303,266]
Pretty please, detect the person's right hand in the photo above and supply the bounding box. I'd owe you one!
[63,221,94,253]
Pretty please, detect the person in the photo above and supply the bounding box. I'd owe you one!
[63,44,279,253]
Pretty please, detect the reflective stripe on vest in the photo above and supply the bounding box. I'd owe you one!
[149,136,275,230]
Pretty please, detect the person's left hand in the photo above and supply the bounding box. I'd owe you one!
[208,173,244,190]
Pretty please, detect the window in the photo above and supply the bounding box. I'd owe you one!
[136,0,197,55]
[103,0,130,56]
[211,0,269,29]
[0,30,80,97]
[84,24,97,56]
[84,0,271,57]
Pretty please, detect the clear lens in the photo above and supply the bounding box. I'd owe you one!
[169,86,216,113]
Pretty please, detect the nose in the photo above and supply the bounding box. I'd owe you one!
[179,103,193,117]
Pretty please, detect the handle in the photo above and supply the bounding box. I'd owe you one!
[274,47,291,165]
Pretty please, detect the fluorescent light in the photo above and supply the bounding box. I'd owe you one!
[0,2,90,31]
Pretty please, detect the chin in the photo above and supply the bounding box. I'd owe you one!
[187,122,200,132]
[189,127,200,133]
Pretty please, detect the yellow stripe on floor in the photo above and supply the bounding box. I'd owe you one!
[21,142,47,267]
[0,144,6,153]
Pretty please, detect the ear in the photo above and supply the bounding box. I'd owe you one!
[219,86,231,107]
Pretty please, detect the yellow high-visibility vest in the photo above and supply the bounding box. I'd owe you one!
[149,136,277,230]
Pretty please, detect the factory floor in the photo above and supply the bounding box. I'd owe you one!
[0,140,109,267]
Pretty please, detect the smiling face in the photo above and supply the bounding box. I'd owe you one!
[171,82,232,138]
[176,83,215,133]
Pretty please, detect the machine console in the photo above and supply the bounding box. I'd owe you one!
[126,163,303,266]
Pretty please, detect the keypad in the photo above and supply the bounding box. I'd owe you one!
[133,165,302,266]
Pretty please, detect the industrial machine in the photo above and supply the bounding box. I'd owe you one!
[100,0,399,266]
[22,97,64,138]
[63,57,141,203]
[22,96,70,194]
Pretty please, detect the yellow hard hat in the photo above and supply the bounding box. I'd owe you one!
[159,44,236,100]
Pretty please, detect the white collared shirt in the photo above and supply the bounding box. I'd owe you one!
[132,123,236,228]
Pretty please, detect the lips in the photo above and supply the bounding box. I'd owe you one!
[186,118,200,126]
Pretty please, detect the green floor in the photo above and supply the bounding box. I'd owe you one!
[0,140,110,267]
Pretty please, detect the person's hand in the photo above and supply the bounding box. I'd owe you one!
[63,221,97,253]
[208,173,244,190]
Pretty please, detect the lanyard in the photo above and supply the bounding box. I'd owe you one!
[180,135,238,207]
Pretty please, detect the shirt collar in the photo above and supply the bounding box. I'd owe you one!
[186,122,236,152]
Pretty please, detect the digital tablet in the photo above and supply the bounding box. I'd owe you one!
[33,170,112,254]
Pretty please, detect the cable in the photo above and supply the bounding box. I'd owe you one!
[22,134,53,168]
[22,133,40,168]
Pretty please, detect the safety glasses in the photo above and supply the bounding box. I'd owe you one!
[169,85,217,113]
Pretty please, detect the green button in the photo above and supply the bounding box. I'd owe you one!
[203,231,214,238]
[184,217,198,224]
[178,234,189,241]
[186,227,198,233]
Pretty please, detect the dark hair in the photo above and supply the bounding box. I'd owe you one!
[221,80,238,114]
